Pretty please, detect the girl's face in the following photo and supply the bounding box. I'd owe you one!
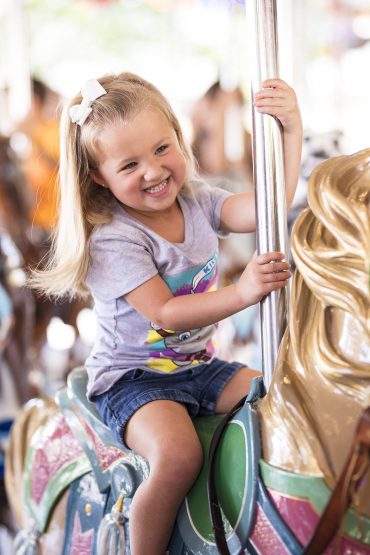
[91,109,187,217]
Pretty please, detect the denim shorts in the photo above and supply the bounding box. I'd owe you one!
[92,358,246,448]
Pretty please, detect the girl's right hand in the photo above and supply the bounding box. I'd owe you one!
[236,251,291,306]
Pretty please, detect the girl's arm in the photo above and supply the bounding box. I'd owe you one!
[220,79,303,233]
[125,251,291,331]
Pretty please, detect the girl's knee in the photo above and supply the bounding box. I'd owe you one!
[153,439,203,483]
[178,441,204,475]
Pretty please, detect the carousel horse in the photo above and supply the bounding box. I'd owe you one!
[0,135,91,400]
[5,148,370,554]
[0,136,39,404]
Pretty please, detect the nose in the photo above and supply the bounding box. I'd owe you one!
[143,157,162,182]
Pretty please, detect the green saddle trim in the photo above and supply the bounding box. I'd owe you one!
[261,459,370,544]
[187,415,246,541]
[177,377,264,554]
[186,415,220,541]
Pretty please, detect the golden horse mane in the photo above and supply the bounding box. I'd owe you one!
[259,148,370,490]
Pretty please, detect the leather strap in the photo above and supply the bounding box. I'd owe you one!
[208,405,370,555]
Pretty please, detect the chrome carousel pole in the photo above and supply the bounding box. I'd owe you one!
[246,0,289,390]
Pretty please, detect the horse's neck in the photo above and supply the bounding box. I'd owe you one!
[259,356,361,480]
[258,330,370,517]
[259,148,370,518]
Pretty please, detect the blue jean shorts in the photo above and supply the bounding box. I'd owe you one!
[92,358,246,448]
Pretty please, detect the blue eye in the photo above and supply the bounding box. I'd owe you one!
[156,144,168,155]
[122,161,137,171]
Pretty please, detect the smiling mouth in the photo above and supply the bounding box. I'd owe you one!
[144,179,169,195]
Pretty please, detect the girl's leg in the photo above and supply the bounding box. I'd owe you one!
[215,366,261,414]
[124,400,203,555]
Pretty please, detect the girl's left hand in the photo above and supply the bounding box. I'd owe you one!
[253,79,301,134]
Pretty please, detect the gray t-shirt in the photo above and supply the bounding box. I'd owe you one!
[85,179,232,399]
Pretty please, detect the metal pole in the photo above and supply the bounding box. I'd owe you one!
[246,0,289,390]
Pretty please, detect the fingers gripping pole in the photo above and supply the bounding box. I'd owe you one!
[246,0,289,390]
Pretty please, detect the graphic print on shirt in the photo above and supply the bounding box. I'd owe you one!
[145,253,218,372]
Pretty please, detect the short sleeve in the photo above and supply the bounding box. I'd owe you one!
[189,180,233,235]
[86,232,158,301]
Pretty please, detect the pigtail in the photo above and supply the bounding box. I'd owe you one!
[28,103,93,299]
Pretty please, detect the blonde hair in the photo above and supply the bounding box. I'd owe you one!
[29,72,196,298]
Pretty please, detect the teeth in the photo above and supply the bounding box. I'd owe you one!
[145,179,168,194]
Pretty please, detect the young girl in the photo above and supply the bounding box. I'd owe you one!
[31,72,302,555]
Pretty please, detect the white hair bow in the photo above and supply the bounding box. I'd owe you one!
[69,79,107,126]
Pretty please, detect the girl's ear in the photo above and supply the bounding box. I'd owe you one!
[89,169,106,188]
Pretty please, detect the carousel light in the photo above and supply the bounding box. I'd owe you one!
[76,308,97,346]
[46,317,76,350]
[352,15,370,40]
[9,132,32,158]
